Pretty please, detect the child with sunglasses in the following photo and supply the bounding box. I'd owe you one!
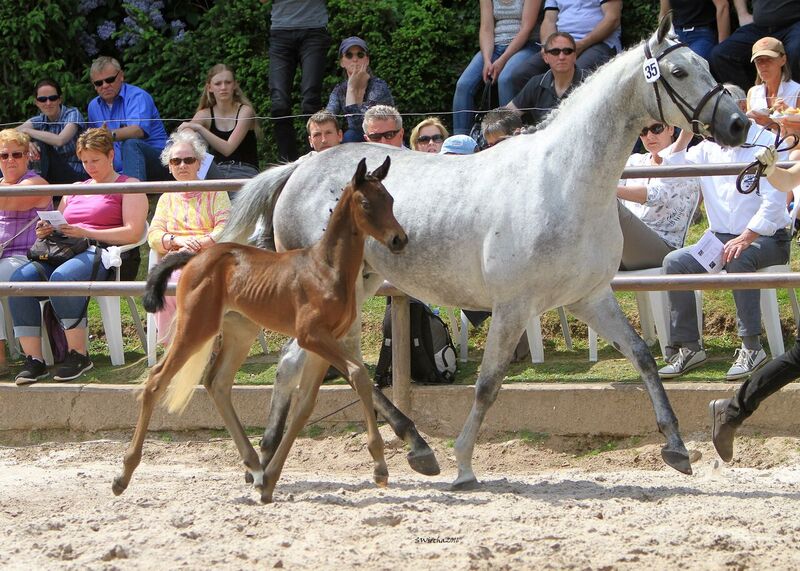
[326,36,395,143]
[18,79,86,184]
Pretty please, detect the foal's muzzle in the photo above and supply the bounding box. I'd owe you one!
[388,232,408,253]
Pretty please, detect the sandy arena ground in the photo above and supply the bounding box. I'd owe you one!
[2,427,800,570]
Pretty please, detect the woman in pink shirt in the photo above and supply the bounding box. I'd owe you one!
[11,128,148,385]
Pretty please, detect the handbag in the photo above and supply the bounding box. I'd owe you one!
[27,232,91,266]
[468,80,495,150]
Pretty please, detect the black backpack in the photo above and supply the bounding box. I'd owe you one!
[374,299,457,387]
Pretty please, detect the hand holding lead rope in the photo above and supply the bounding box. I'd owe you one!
[737,122,798,195]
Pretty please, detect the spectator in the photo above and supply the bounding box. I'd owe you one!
[745,37,800,128]
[362,105,404,148]
[179,64,260,179]
[409,117,449,153]
[327,37,395,143]
[306,110,342,152]
[657,85,791,382]
[514,0,622,92]
[263,0,330,161]
[440,135,479,155]
[452,0,542,135]
[11,128,148,385]
[481,107,523,147]
[658,0,730,61]
[616,122,700,271]
[148,130,230,345]
[18,79,86,184]
[0,129,51,376]
[86,56,168,182]
[710,0,800,92]
[507,32,586,127]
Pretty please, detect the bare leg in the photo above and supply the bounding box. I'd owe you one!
[566,289,691,474]
[453,301,528,490]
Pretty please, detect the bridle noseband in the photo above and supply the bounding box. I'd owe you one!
[643,40,726,138]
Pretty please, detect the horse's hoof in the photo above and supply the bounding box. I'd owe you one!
[260,491,274,504]
[111,477,127,496]
[407,450,440,476]
[244,472,254,484]
[661,447,693,475]
[450,477,480,491]
[374,473,389,488]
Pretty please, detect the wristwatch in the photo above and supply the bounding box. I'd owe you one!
[112,131,117,141]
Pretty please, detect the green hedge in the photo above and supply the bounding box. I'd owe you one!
[1,0,660,165]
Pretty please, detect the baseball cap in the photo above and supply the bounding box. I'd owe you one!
[339,36,368,56]
[439,135,478,155]
[751,37,785,61]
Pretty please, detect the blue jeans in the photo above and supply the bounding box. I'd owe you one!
[676,26,717,62]
[452,43,538,135]
[10,250,110,335]
[269,27,331,161]
[119,139,169,181]
[711,20,800,90]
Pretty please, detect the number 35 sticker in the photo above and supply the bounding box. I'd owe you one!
[643,58,661,83]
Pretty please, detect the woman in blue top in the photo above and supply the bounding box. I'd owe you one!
[18,79,86,184]
[452,0,541,135]
[326,37,395,143]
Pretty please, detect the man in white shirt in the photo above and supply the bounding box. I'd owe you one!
[658,114,791,381]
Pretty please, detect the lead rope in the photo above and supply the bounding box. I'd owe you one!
[737,122,798,195]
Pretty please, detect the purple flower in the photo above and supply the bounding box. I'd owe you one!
[78,0,104,15]
[97,20,117,40]
[79,31,99,56]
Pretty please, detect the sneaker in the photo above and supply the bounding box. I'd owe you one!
[658,347,708,379]
[725,348,768,381]
[15,356,49,386]
[709,398,737,463]
[52,350,93,382]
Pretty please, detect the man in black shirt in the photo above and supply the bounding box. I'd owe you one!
[506,32,586,127]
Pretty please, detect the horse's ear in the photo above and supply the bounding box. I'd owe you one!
[656,11,672,44]
[353,157,368,186]
[370,156,391,181]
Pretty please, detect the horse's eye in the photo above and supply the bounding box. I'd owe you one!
[671,67,688,78]
[360,200,371,211]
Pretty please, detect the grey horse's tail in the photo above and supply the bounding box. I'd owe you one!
[219,161,301,246]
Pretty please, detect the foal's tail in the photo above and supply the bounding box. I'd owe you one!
[219,161,300,246]
[142,252,195,312]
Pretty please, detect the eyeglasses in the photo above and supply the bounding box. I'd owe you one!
[344,51,366,60]
[418,134,444,144]
[169,156,198,166]
[366,129,400,142]
[35,95,60,102]
[0,151,25,160]
[545,47,575,56]
[92,71,120,87]
[640,123,666,137]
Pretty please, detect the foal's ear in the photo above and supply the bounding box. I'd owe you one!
[370,156,391,181]
[655,11,672,44]
[353,157,368,186]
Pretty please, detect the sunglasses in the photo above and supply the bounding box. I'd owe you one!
[36,95,60,102]
[344,51,367,60]
[0,151,25,160]
[545,47,575,56]
[418,134,444,144]
[169,156,198,166]
[366,129,400,142]
[640,123,666,137]
[92,71,120,87]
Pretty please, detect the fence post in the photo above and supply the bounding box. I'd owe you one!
[390,294,411,413]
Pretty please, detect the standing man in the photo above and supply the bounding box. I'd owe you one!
[306,110,342,152]
[362,105,405,149]
[86,56,168,181]
[506,32,586,127]
[264,0,331,161]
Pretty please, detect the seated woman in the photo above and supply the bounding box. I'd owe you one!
[11,128,148,385]
[326,37,394,143]
[178,64,260,179]
[0,129,51,375]
[18,79,86,184]
[148,130,230,345]
[409,117,449,153]
[746,37,800,128]
[616,122,701,271]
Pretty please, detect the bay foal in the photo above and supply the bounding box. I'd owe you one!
[113,157,407,502]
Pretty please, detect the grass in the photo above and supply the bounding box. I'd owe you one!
[7,204,799,386]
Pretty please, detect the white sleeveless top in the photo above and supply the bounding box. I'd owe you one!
[748,80,800,111]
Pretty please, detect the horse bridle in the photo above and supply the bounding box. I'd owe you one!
[644,40,726,138]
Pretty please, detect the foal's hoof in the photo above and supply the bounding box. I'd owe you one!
[450,477,480,492]
[260,490,274,504]
[244,472,254,484]
[407,449,441,476]
[374,473,389,488]
[111,477,128,496]
[661,447,693,475]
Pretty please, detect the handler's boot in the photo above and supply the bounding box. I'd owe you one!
[709,398,739,463]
